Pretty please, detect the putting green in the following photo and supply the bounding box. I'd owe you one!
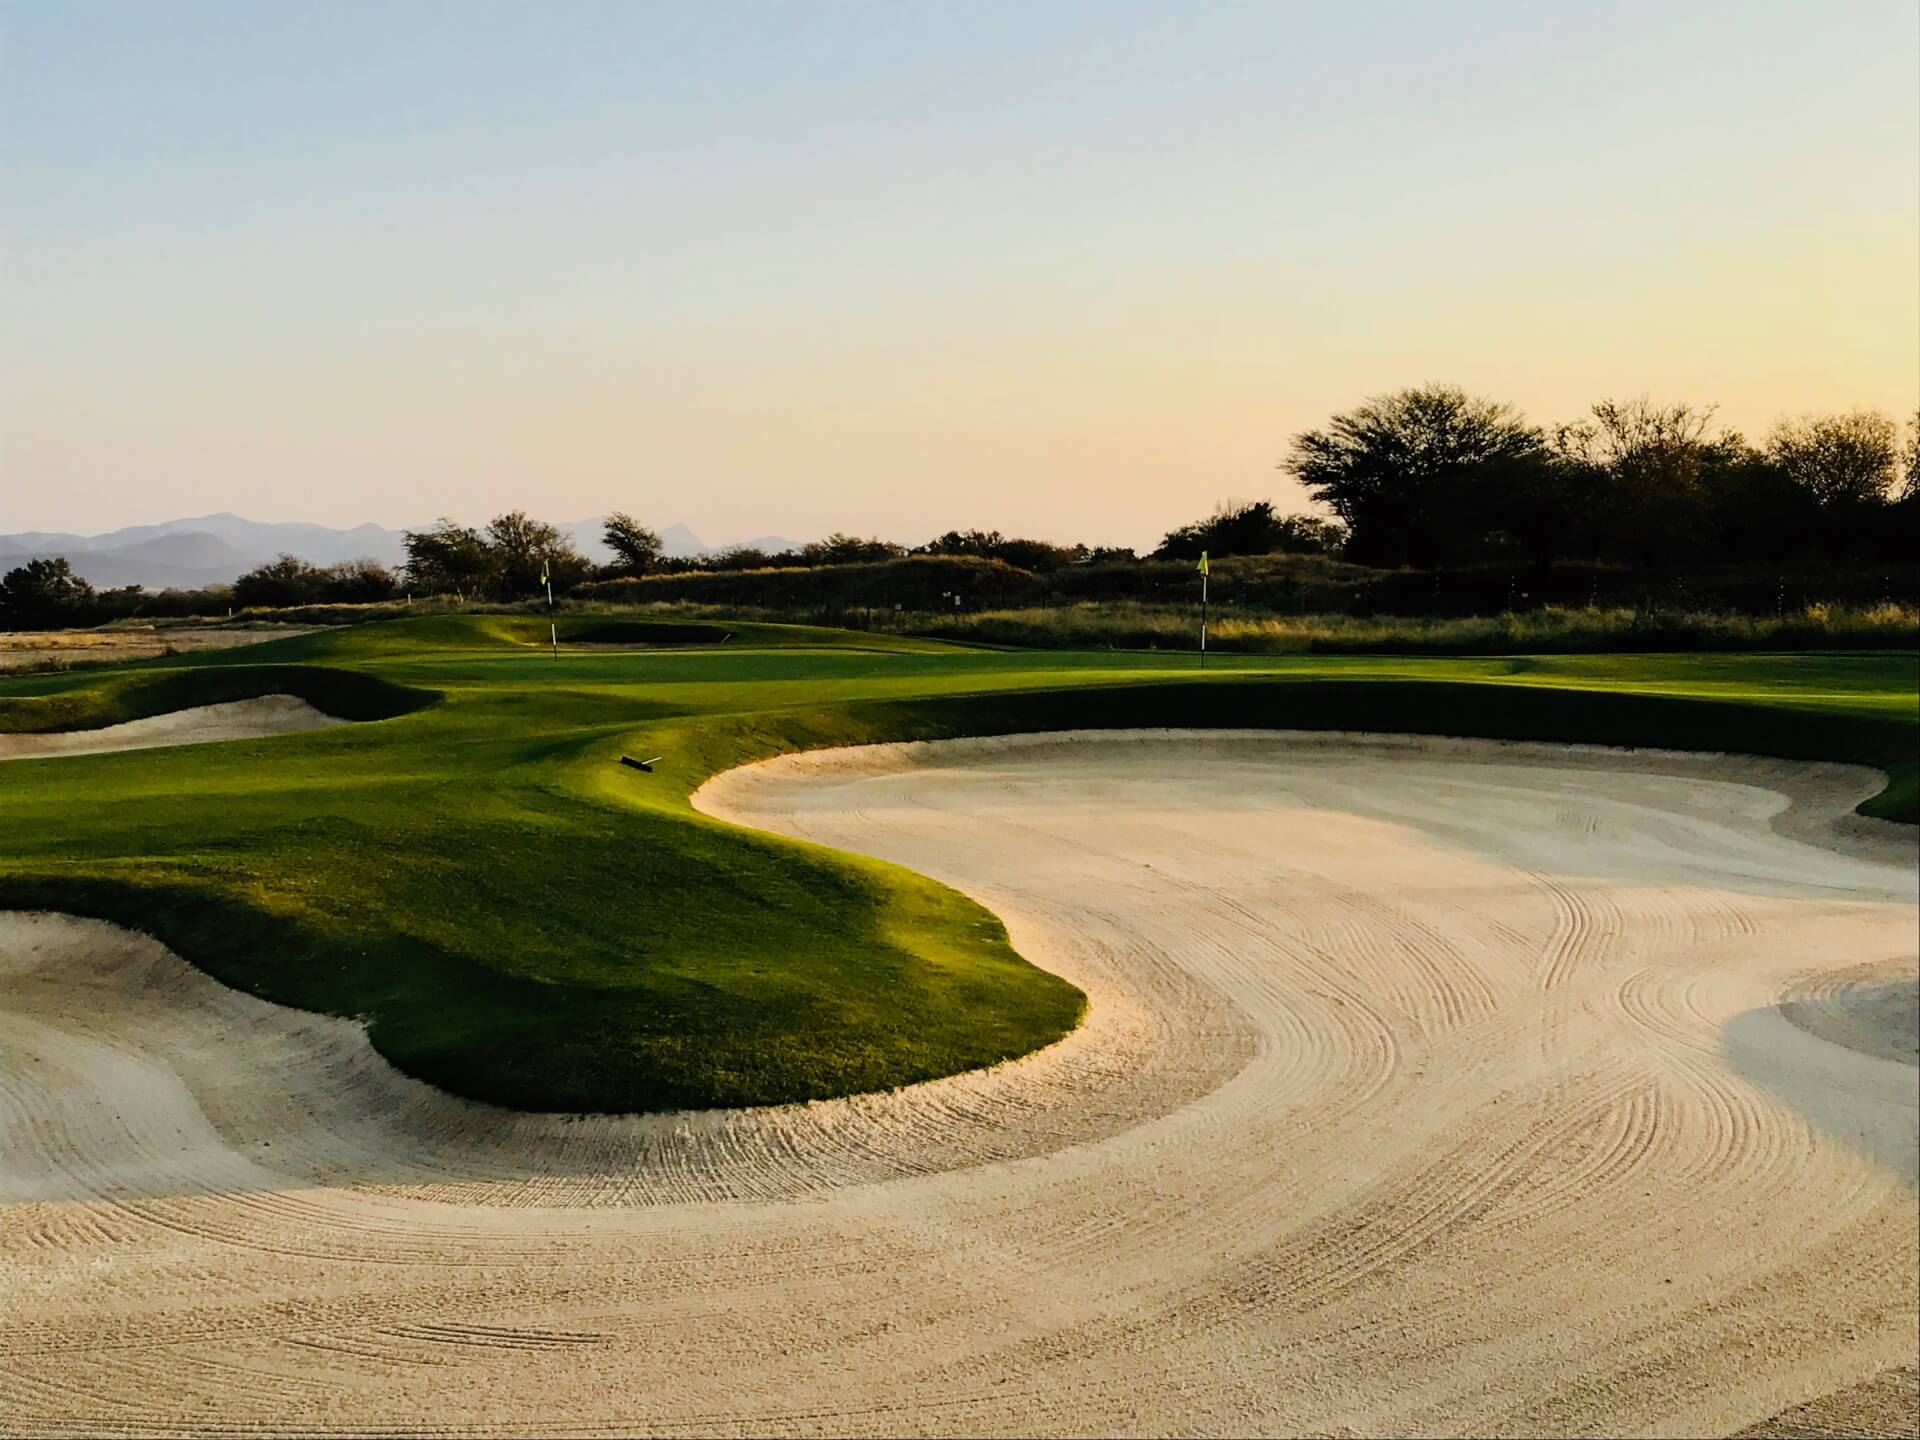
[1,615,1913,1113]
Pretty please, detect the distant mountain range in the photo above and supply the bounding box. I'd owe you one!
[0,514,804,590]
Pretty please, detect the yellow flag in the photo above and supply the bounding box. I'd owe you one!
[541,559,550,585]
[1196,551,1209,576]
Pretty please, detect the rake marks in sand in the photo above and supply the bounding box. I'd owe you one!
[1,731,1914,1436]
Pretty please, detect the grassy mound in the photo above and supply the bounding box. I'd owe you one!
[0,662,434,734]
[0,615,1911,1113]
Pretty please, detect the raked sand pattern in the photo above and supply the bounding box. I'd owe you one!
[2,729,1916,1436]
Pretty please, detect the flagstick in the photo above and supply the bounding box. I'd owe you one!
[545,560,556,658]
[1200,555,1208,671]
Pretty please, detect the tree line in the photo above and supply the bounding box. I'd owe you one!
[5,386,1914,628]
[670,388,1919,575]
[1283,387,1917,570]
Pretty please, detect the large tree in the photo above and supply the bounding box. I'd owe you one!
[0,557,94,627]
[1692,432,1816,566]
[487,511,589,596]
[402,519,496,597]
[1282,385,1545,567]
[1766,410,1899,509]
[601,512,664,575]
[485,510,558,592]
[1549,398,1722,567]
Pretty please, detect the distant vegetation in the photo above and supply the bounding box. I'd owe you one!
[7,387,1916,640]
[1288,389,1915,571]
[887,600,1920,655]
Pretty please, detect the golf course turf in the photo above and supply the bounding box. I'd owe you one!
[0,614,1913,1113]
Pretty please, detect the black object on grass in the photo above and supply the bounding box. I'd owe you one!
[619,755,664,773]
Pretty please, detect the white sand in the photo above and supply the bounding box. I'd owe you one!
[1,730,1915,1436]
[0,694,343,761]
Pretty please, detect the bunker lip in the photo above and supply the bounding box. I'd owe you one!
[696,726,1914,867]
[3,731,1913,1434]
[0,694,347,760]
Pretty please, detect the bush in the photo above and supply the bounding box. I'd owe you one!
[318,558,398,604]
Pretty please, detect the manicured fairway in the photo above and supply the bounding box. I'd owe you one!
[0,615,1913,1112]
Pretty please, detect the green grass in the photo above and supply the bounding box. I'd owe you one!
[0,615,1913,1113]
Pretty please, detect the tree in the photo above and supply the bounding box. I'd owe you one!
[798,534,905,566]
[919,530,1078,571]
[403,519,496,597]
[1550,398,1721,566]
[1693,432,1815,566]
[1154,499,1346,561]
[318,558,398,604]
[602,512,664,575]
[0,557,94,627]
[232,554,325,609]
[1902,411,1920,502]
[1767,410,1899,510]
[703,545,780,572]
[1283,385,1545,567]
[487,511,589,596]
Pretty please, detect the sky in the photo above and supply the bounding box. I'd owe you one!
[3,1,1915,550]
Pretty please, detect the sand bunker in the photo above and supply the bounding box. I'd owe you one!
[2,730,1915,1436]
[0,693,343,761]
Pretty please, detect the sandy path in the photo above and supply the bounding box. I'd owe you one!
[0,626,317,673]
[2,731,1915,1436]
[0,695,343,761]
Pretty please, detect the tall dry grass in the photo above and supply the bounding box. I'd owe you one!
[189,594,1920,654]
[893,601,1920,654]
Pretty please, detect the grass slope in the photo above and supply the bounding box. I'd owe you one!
[0,616,1913,1112]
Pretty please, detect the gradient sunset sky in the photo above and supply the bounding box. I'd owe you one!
[3,1,1915,548]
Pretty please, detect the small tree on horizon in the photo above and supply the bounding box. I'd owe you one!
[602,512,665,575]
[1152,500,1346,561]
[918,530,1079,572]
[799,534,904,566]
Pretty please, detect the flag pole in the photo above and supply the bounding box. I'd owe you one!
[1198,551,1208,670]
[543,559,556,659]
